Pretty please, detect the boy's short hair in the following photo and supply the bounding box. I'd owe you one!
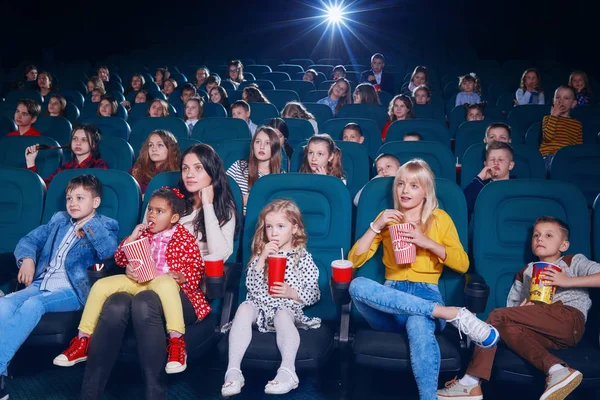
[206,75,221,86]
[485,122,511,138]
[333,65,346,74]
[403,132,423,140]
[18,99,41,118]
[231,100,250,112]
[66,174,103,198]
[374,153,400,165]
[556,85,576,99]
[343,122,363,136]
[371,53,385,62]
[304,69,317,80]
[534,216,570,240]
[180,83,196,94]
[485,141,514,160]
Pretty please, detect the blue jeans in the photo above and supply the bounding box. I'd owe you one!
[349,277,445,400]
[0,280,81,375]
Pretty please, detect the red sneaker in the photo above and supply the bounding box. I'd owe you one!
[53,336,90,367]
[165,336,187,374]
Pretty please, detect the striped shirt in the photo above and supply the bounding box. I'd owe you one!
[40,222,78,291]
[226,159,263,197]
[539,115,583,156]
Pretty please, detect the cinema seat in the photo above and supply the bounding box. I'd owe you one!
[79,116,131,141]
[549,144,600,207]
[377,140,456,181]
[385,119,451,146]
[324,118,381,160]
[0,136,63,180]
[191,118,252,148]
[129,116,189,157]
[33,116,72,145]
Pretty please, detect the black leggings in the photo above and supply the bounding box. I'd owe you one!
[80,291,197,400]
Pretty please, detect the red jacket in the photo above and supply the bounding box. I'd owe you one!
[114,224,211,321]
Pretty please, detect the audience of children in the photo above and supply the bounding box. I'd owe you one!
[381,94,415,141]
[7,100,42,136]
[516,68,545,105]
[231,100,257,136]
[221,199,320,396]
[299,134,345,183]
[353,83,380,105]
[360,53,394,93]
[0,174,118,400]
[131,129,181,195]
[317,78,351,116]
[539,85,582,170]
[455,73,482,107]
[438,216,600,400]
[281,102,319,134]
[353,153,401,206]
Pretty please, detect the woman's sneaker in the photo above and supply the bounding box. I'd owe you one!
[449,308,499,348]
[53,336,90,367]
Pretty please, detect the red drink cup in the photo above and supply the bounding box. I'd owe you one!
[204,254,224,277]
[389,223,417,264]
[268,254,287,295]
[332,260,353,283]
[121,237,156,283]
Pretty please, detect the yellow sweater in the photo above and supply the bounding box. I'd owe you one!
[348,209,469,284]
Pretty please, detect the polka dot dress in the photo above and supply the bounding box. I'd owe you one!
[244,248,321,333]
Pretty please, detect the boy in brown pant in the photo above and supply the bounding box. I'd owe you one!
[438,216,600,400]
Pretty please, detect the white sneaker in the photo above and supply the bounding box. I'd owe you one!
[540,367,582,400]
[449,308,499,348]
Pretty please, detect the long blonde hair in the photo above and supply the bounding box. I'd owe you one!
[249,199,308,271]
[393,159,438,232]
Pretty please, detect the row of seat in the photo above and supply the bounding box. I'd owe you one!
[3,168,600,394]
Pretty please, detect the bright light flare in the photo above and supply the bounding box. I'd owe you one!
[326,5,343,24]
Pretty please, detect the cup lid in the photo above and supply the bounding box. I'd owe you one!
[332,260,353,268]
[268,253,287,258]
[203,254,224,262]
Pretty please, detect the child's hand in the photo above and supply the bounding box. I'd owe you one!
[373,209,404,231]
[314,166,327,175]
[270,281,299,301]
[367,74,376,83]
[477,166,493,181]
[166,271,186,285]
[258,241,279,266]
[398,225,433,250]
[125,263,139,281]
[125,224,147,244]
[541,267,571,288]
[519,298,535,306]
[75,213,95,238]
[551,104,566,117]
[25,145,39,167]
[17,258,35,286]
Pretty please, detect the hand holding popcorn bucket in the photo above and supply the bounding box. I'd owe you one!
[529,262,561,304]
[389,223,417,264]
[121,237,156,283]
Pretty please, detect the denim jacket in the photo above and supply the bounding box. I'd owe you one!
[14,212,119,304]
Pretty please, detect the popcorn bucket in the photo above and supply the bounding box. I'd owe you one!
[389,223,417,264]
[529,262,561,304]
[121,237,156,283]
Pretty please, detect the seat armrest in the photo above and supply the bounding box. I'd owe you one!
[463,273,489,314]
[338,303,352,350]
[218,263,243,331]
[330,278,351,306]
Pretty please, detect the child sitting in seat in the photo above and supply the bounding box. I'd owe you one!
[483,122,512,144]
[221,199,321,396]
[465,102,485,121]
[539,85,582,171]
[412,85,431,105]
[342,122,364,144]
[25,124,108,186]
[299,134,345,184]
[516,68,545,105]
[317,78,351,116]
[569,70,592,106]
[381,95,415,142]
[7,99,42,136]
[131,129,181,195]
[55,187,209,374]
[439,216,600,400]
[0,175,118,400]
[302,69,317,83]
[455,73,482,107]
[46,94,67,117]
[281,102,318,134]
[97,96,118,117]
[231,100,257,136]
[184,97,204,135]
[406,66,428,94]
[353,153,401,206]
[463,141,514,215]
[403,132,423,141]
[147,99,170,117]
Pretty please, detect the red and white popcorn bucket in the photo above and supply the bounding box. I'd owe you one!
[121,237,157,283]
[389,223,417,265]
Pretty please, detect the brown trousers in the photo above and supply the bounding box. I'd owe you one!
[466,301,585,381]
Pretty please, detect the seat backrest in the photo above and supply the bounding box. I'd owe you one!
[460,143,546,189]
[549,144,600,207]
[216,139,251,170]
[524,121,542,146]
[353,177,469,320]
[261,90,300,111]
[307,64,334,76]
[576,114,600,145]
[33,116,73,146]
[277,80,315,100]
[336,104,389,130]
[0,115,17,136]
[454,120,488,162]
[80,102,100,121]
[248,102,279,123]
[240,174,352,321]
[507,105,551,143]
[288,59,314,70]
[594,194,600,262]
[65,103,80,124]
[413,104,446,124]
[261,72,290,86]
[79,116,131,141]
[282,118,315,149]
[42,168,141,241]
[303,103,333,131]
[6,90,44,105]
[128,102,149,123]
[0,136,62,179]
[303,90,329,103]
[191,118,251,148]
[385,118,451,146]
[130,117,189,157]
[203,102,227,118]
[274,64,304,76]
[323,118,381,160]
[170,72,188,84]
[57,90,85,109]
[0,167,46,253]
[99,137,134,172]
[377,140,456,181]
[244,65,272,75]
[239,80,275,92]
[473,179,590,318]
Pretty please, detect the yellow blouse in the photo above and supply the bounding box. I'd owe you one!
[348,208,469,284]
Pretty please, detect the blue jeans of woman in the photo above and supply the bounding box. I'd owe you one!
[349,276,445,400]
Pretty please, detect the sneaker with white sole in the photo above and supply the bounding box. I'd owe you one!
[53,336,90,367]
[540,367,582,400]
[437,377,483,399]
[449,308,499,348]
